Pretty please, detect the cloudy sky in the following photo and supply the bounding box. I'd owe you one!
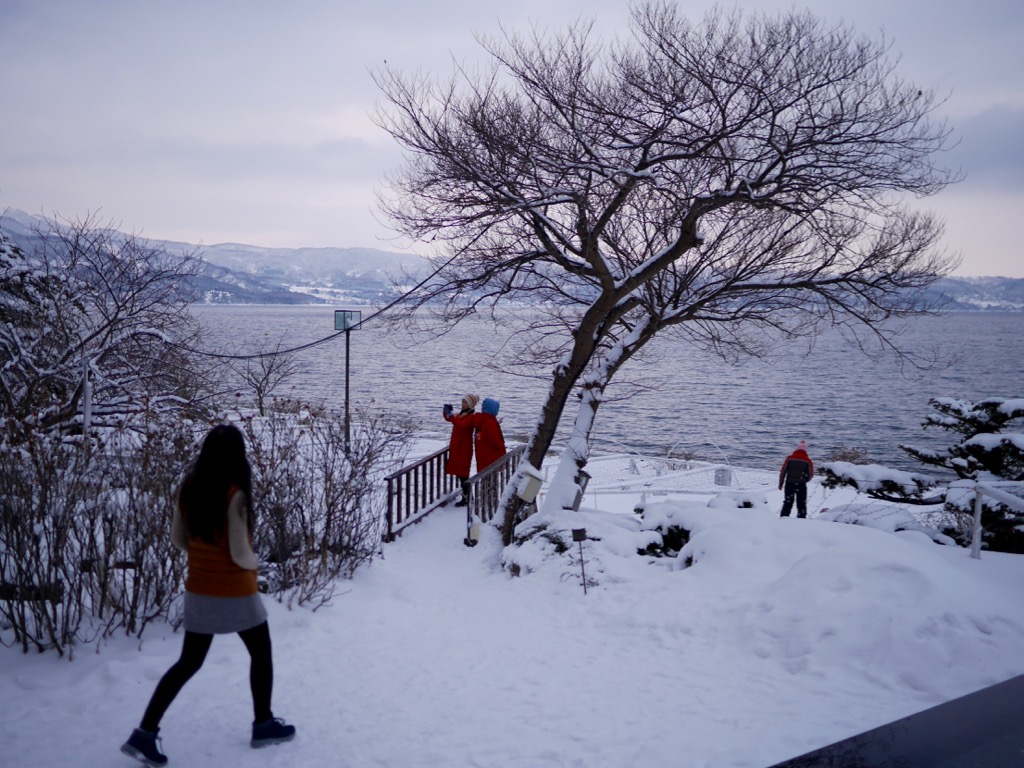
[1,0,1021,276]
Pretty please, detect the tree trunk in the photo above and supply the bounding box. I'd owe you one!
[498,313,643,544]
[498,302,615,544]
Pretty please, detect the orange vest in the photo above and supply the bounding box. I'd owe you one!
[184,488,258,598]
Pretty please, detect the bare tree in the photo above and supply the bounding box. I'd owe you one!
[0,214,207,441]
[230,336,305,416]
[374,4,959,544]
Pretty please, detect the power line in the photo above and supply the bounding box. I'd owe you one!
[173,242,466,361]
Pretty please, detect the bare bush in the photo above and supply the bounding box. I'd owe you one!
[230,337,305,417]
[825,444,872,464]
[0,430,89,655]
[241,406,415,609]
[87,418,197,638]
[0,415,198,656]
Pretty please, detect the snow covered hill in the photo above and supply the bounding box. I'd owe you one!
[2,208,1021,308]
[0,209,427,305]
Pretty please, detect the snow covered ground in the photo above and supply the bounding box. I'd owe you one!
[2,472,1023,768]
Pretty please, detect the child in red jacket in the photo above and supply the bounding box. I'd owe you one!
[778,439,814,518]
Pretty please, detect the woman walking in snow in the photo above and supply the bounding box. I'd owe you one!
[443,394,479,506]
[778,439,815,518]
[121,424,295,767]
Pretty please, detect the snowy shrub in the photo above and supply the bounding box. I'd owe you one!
[817,503,956,546]
[0,430,91,655]
[904,398,1024,551]
[0,415,196,655]
[820,461,942,500]
[240,406,414,609]
[508,521,572,576]
[0,398,415,653]
[0,220,208,443]
[707,491,770,510]
[634,501,694,556]
[504,509,659,588]
[87,418,196,639]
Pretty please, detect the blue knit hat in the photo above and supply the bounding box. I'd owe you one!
[482,398,499,416]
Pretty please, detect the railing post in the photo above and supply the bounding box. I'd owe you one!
[386,476,395,542]
[971,484,983,560]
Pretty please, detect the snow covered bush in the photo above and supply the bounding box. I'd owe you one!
[0,430,92,654]
[817,503,955,546]
[635,493,770,557]
[1,403,416,654]
[821,397,1024,552]
[0,414,195,655]
[820,462,942,502]
[635,501,692,557]
[0,219,208,442]
[86,417,197,640]
[504,509,662,586]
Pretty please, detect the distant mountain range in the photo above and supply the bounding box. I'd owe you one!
[923,276,1024,311]
[183,241,428,305]
[0,209,426,305]
[2,208,1022,309]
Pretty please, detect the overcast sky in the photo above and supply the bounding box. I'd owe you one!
[1,0,1022,276]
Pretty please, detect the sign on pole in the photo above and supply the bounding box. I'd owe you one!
[335,309,362,331]
[335,309,362,453]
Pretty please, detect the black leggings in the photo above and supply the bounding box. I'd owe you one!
[140,621,273,731]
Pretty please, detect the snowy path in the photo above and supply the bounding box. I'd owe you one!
[3,495,1023,767]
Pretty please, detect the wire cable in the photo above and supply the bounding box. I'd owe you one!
[173,242,466,361]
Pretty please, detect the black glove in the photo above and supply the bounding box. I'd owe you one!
[443,403,453,417]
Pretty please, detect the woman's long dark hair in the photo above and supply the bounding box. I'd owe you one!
[179,424,254,544]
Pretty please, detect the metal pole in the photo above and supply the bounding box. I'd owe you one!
[572,528,588,594]
[344,328,351,454]
[578,539,587,594]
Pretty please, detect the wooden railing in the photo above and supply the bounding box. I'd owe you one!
[384,447,455,541]
[466,444,527,527]
[383,444,527,542]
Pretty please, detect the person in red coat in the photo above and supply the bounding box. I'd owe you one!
[778,439,814,518]
[472,398,507,472]
[443,394,479,506]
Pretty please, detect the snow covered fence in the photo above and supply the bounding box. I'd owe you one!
[384,444,527,541]
[950,479,1024,559]
[577,453,776,496]
[384,446,459,541]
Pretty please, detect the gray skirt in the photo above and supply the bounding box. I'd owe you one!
[183,591,268,635]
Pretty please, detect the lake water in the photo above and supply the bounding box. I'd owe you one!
[190,305,1023,473]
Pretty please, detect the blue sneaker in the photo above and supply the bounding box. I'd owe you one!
[120,728,168,766]
[251,716,296,748]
